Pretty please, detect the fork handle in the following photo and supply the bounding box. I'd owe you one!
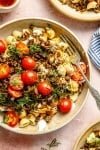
[78,65,100,109]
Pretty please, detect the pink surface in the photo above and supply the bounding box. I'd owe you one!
[0,0,100,150]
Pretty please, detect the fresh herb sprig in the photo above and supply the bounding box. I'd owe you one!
[41,138,61,150]
[0,93,7,104]
[8,45,20,59]
[29,44,42,54]
[29,44,48,58]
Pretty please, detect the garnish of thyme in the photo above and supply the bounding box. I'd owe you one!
[41,138,61,150]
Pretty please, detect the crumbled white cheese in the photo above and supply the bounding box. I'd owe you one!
[57,64,67,76]
[12,30,22,39]
[57,62,73,76]
[28,36,34,41]
[65,63,75,74]
[33,27,44,36]
[38,119,47,131]
[71,103,76,111]
[70,93,78,102]
[23,29,30,34]
[38,64,48,75]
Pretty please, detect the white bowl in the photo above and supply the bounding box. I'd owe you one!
[50,0,100,22]
[0,18,91,135]
[73,121,100,150]
[0,0,20,13]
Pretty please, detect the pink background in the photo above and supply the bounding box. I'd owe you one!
[0,0,100,150]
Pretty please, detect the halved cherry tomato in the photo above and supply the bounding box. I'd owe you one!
[0,39,7,54]
[0,64,10,79]
[58,98,72,113]
[9,74,24,91]
[16,41,29,55]
[22,56,36,70]
[4,111,19,127]
[21,71,38,85]
[37,81,52,96]
[8,86,22,98]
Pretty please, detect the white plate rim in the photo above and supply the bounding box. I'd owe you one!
[73,120,100,150]
[50,0,100,22]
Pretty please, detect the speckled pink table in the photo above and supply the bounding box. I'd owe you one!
[0,0,100,150]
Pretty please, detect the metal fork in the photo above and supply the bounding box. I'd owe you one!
[60,34,100,109]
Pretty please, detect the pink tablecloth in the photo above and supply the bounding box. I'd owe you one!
[0,0,100,150]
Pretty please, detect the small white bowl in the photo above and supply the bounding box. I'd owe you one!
[0,0,20,13]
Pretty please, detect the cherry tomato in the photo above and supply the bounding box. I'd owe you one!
[22,56,36,70]
[4,111,19,127]
[0,64,10,79]
[37,81,52,96]
[58,98,72,113]
[9,74,24,91]
[0,39,7,54]
[8,86,22,98]
[21,71,38,85]
[16,41,29,55]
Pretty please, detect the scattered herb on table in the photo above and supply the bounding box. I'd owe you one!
[41,138,61,150]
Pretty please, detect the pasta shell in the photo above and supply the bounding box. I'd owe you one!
[6,36,16,45]
[28,115,36,126]
[19,109,27,119]
[87,1,97,9]
[19,118,30,128]
[47,28,56,39]
[50,37,61,45]
[40,33,48,42]
[72,0,81,3]
[12,30,22,39]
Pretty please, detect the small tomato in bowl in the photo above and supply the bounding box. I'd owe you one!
[58,98,72,113]
[21,70,38,85]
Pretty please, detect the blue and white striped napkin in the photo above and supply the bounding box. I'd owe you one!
[88,28,100,70]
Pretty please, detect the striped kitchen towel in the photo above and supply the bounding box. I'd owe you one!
[88,28,100,70]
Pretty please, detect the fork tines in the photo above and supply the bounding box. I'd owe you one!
[60,34,76,56]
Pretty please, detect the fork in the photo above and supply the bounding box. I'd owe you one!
[60,34,100,109]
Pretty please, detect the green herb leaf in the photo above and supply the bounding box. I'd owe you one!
[47,138,61,148]
[41,148,48,150]
[41,138,61,150]
[29,44,42,54]
[0,93,7,104]
[17,96,31,107]
[8,45,20,59]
